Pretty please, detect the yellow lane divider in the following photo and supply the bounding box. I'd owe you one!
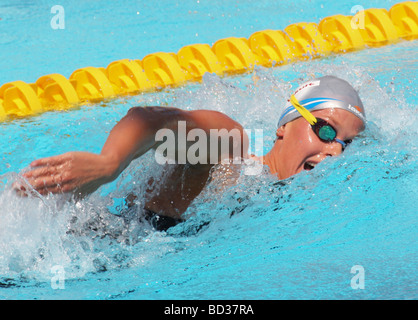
[0,1,417,121]
[319,15,365,52]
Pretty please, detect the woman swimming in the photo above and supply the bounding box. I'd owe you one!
[14,75,365,224]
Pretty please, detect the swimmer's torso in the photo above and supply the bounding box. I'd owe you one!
[144,164,214,219]
[144,162,241,219]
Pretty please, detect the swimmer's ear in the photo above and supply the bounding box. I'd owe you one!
[276,125,286,140]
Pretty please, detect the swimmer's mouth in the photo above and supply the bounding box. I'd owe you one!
[304,161,317,171]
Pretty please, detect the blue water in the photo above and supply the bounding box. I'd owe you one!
[0,0,417,300]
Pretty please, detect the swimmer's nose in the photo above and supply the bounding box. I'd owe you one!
[321,141,343,157]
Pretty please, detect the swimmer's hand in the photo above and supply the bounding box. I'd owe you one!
[13,151,118,197]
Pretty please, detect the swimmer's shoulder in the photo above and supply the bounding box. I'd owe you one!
[189,109,244,132]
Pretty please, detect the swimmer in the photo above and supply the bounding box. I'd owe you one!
[14,75,365,228]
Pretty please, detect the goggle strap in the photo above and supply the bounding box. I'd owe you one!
[290,94,317,125]
[335,138,346,148]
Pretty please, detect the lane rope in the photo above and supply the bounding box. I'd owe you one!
[0,1,417,121]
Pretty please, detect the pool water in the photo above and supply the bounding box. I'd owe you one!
[0,0,417,299]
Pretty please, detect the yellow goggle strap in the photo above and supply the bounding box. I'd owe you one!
[290,94,317,125]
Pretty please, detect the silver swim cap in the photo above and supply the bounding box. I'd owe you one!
[278,76,365,128]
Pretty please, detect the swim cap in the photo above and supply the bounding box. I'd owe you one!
[277,76,365,128]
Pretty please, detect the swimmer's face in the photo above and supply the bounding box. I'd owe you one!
[275,108,364,180]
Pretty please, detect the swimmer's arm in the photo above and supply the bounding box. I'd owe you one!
[16,106,171,196]
[15,106,247,197]
[102,106,249,173]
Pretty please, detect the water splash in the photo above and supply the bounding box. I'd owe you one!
[0,55,417,298]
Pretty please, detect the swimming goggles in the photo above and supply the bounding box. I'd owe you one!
[290,94,352,150]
